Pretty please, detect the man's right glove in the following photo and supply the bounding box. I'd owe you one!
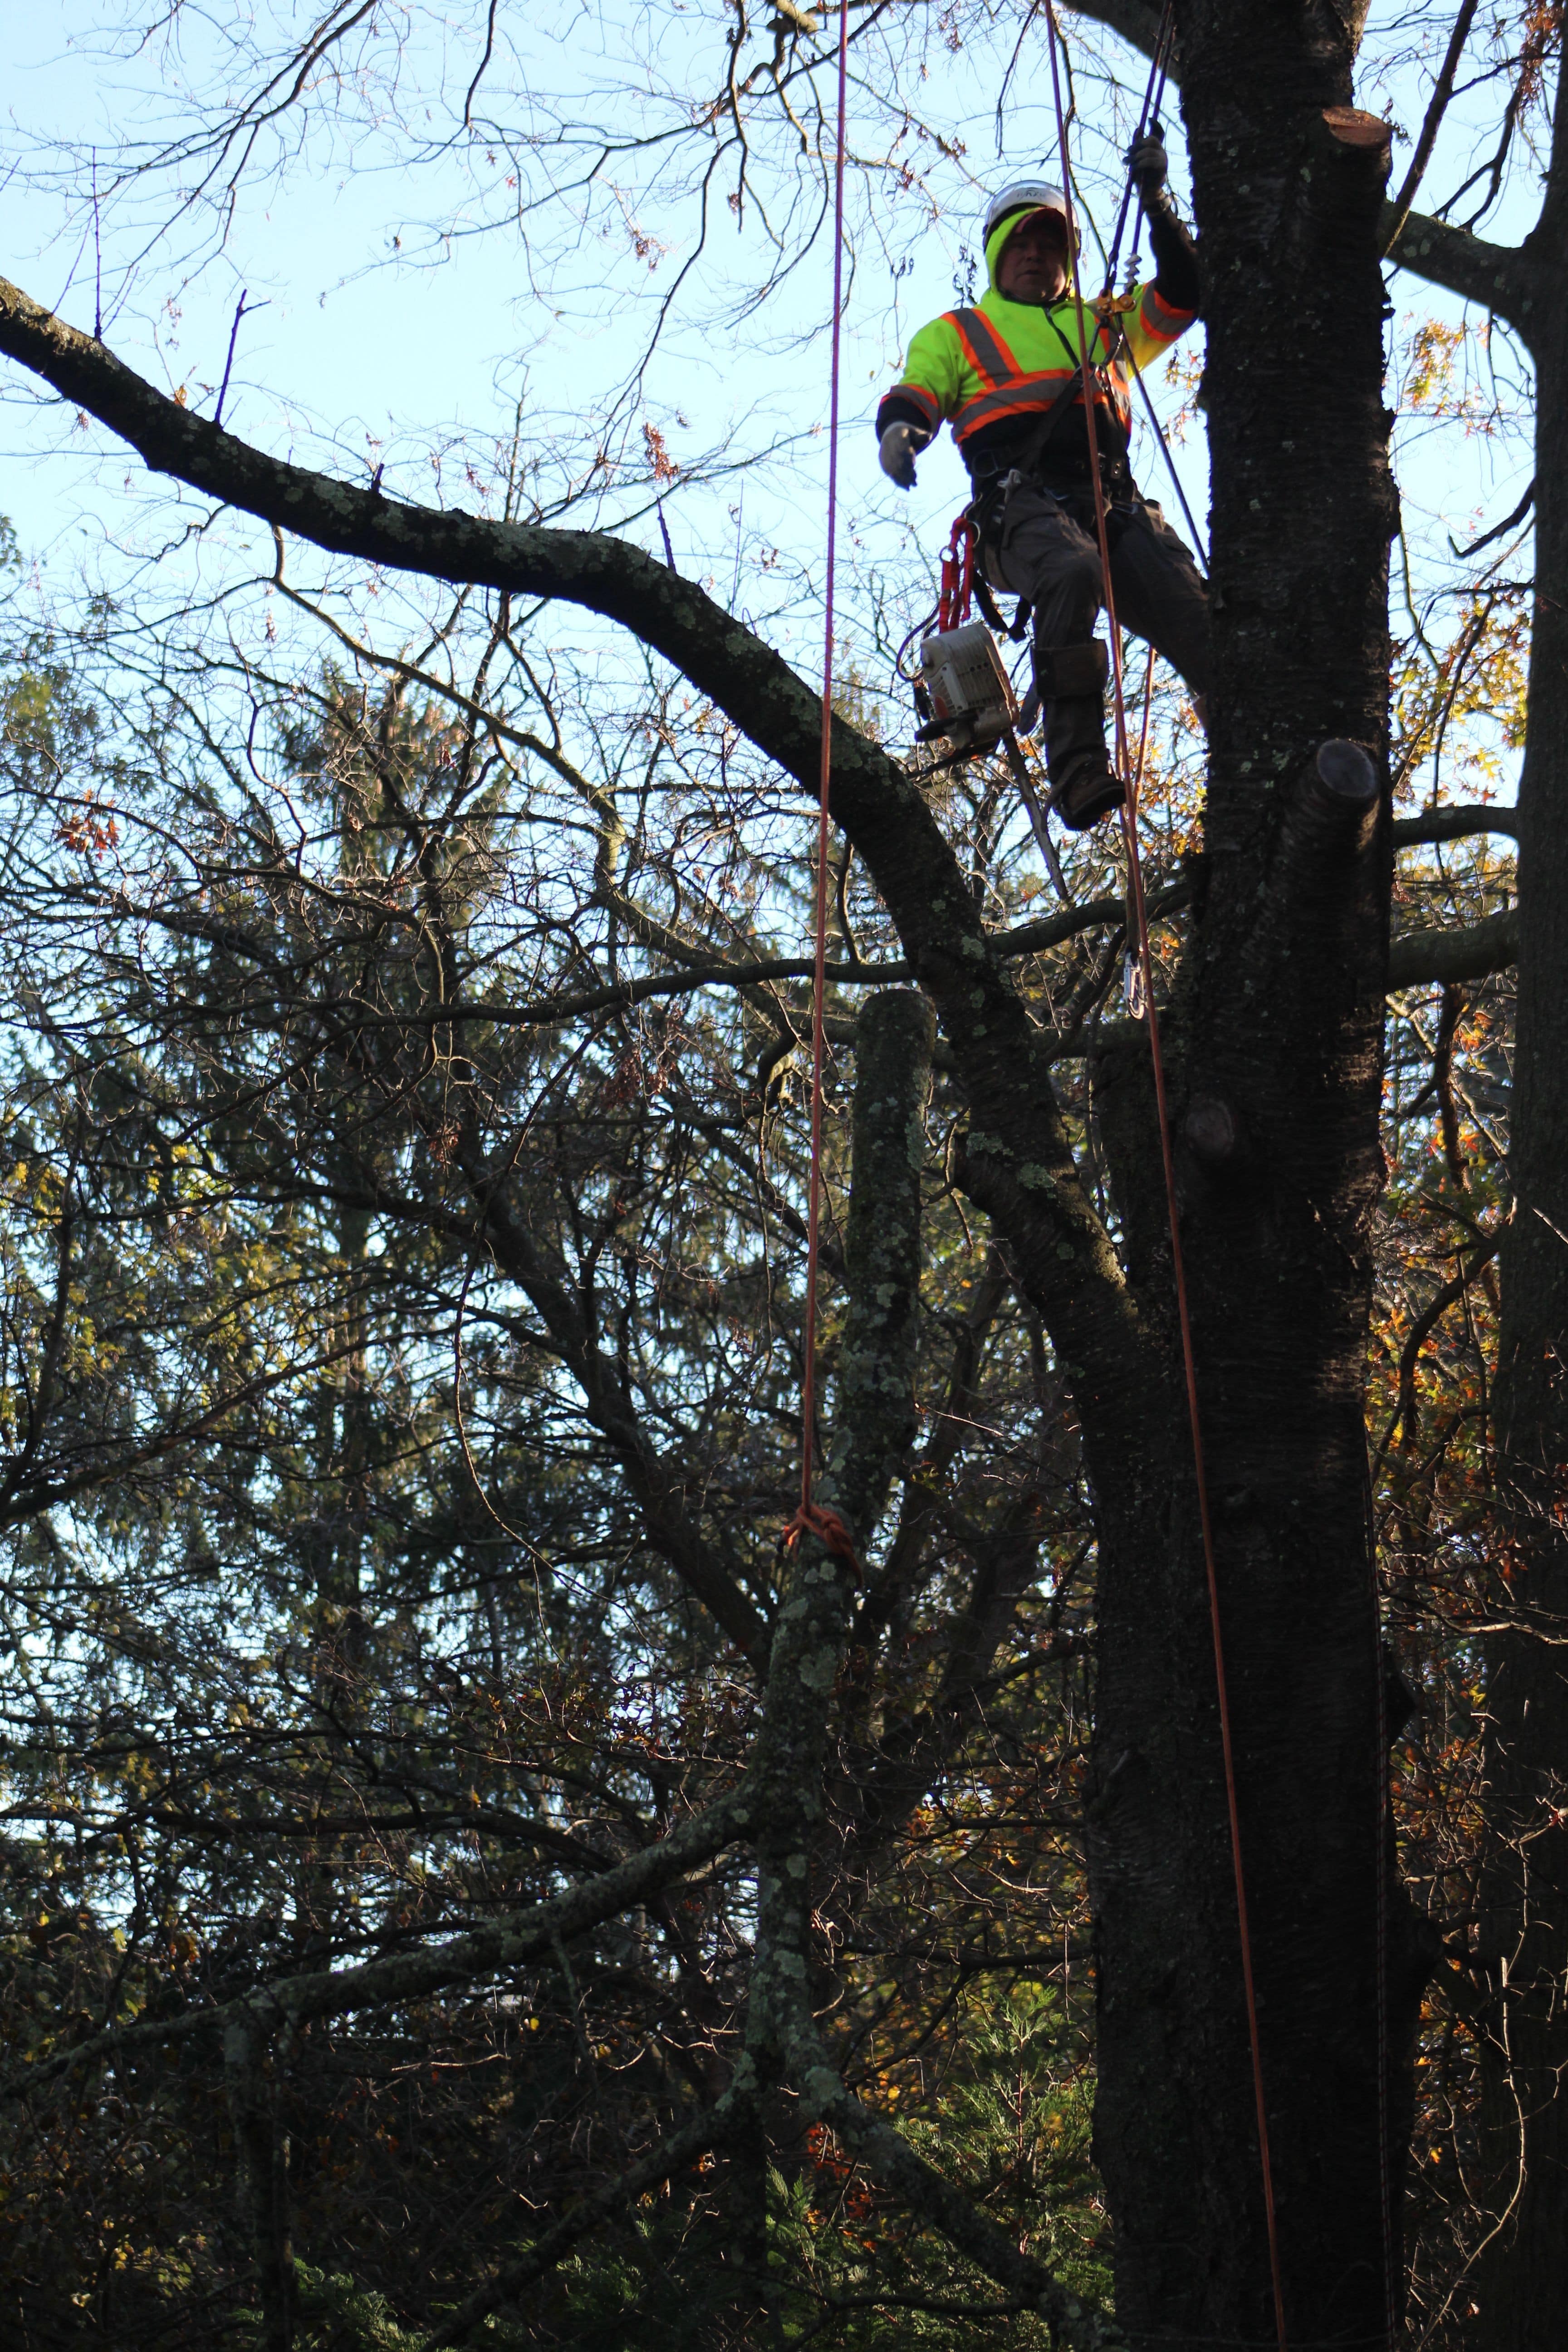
[1127,131,1169,198]
[879,421,930,489]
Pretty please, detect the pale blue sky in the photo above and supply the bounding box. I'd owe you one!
[0,0,1540,779]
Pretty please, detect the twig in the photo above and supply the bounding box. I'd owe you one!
[215,290,268,429]
[462,0,502,127]
[1370,1235,1500,1481]
[91,151,102,341]
[422,2092,735,2345]
[1449,479,1534,560]
[1384,0,1481,254]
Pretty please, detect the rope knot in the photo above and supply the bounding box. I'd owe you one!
[781,1501,860,1570]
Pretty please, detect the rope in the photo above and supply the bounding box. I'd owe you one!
[1120,331,1210,574]
[1043,11,1290,2347]
[1102,0,1176,293]
[937,510,980,632]
[798,0,852,1517]
[1095,0,1210,575]
[781,1499,860,1566]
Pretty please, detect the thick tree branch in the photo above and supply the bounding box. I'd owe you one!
[1004,873,1190,957]
[1392,803,1517,847]
[0,273,1154,1450]
[1388,905,1518,989]
[823,991,935,1545]
[6,1783,750,2096]
[1066,0,1165,61]
[1381,207,1537,338]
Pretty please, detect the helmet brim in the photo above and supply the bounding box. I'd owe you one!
[996,203,1070,241]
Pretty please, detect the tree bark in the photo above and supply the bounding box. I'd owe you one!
[823,989,936,1544]
[1474,58,1568,2352]
[1078,8,1421,2342]
[224,2021,296,2352]
[0,24,1478,2313]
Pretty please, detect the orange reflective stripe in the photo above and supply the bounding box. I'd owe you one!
[946,306,1021,387]
[885,380,942,429]
[952,371,1131,444]
[954,377,1071,438]
[1138,281,1195,344]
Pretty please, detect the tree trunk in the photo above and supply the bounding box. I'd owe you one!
[0,15,1465,2316]
[1082,8,1423,2341]
[1475,60,1568,2352]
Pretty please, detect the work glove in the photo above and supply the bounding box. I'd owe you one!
[879,421,930,490]
[1127,131,1169,196]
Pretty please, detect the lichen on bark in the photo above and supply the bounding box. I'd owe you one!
[822,989,936,1546]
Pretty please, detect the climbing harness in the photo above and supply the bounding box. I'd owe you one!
[898,3,1200,886]
[908,511,1069,901]
[1043,8,1292,2345]
[914,514,1019,753]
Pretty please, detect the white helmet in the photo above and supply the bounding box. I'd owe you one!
[984,179,1078,249]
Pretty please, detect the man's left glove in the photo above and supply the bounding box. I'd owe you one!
[1127,131,1169,197]
[879,421,930,490]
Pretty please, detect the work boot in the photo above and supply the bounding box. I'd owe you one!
[1050,745,1126,832]
[1036,638,1123,831]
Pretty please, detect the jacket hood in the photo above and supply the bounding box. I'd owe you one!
[983,207,1070,299]
[983,211,1022,294]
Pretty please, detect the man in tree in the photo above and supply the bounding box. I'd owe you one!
[0,0,1488,2323]
[877,146,1206,829]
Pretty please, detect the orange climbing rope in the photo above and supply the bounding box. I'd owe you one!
[1041,10,1292,2347]
[781,1497,859,1565]
[798,9,1364,2339]
[937,510,980,633]
[799,0,853,1519]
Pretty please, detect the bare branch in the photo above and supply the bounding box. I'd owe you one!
[423,2091,737,2346]
[1384,0,1483,254]
[0,270,1152,1441]
[1392,803,1518,847]
[1388,905,1518,989]
[6,1784,751,2097]
[1381,206,1536,339]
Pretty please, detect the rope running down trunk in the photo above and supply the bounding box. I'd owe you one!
[1043,8,1292,2344]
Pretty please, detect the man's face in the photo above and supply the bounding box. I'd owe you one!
[995,210,1070,303]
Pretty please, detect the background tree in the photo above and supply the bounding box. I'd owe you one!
[0,0,1554,2345]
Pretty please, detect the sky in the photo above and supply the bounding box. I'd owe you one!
[0,0,1543,784]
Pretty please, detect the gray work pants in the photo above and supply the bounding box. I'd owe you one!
[982,479,1210,785]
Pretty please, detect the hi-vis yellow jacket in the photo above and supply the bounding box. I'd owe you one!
[878,211,1196,465]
